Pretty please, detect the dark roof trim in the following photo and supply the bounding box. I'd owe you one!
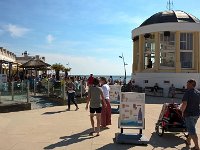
[140,10,200,27]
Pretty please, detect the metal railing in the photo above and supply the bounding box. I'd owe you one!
[0,79,87,104]
[30,79,87,98]
[0,81,29,103]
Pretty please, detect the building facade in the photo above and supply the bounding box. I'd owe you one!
[16,51,45,65]
[0,49,47,80]
[132,10,200,96]
[0,47,17,78]
[16,51,46,77]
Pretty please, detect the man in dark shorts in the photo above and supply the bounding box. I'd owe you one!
[180,79,200,150]
[85,78,107,136]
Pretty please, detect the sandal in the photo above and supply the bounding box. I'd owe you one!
[185,140,191,145]
[89,131,95,136]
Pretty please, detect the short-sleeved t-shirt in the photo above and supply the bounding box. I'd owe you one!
[67,82,76,93]
[87,76,94,85]
[88,86,102,108]
[101,84,110,100]
[182,88,200,117]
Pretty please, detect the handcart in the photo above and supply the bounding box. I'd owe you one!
[155,103,187,137]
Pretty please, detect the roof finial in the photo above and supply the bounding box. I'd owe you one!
[167,0,173,10]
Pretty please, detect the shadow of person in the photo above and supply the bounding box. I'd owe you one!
[149,132,189,149]
[43,128,94,149]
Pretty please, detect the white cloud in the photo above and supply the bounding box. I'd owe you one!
[46,34,55,44]
[4,24,29,38]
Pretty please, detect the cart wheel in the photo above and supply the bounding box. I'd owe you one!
[155,122,164,137]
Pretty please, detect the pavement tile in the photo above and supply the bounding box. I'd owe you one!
[0,135,19,150]
[10,142,62,150]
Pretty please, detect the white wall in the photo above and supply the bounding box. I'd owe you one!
[132,73,200,97]
[132,22,200,37]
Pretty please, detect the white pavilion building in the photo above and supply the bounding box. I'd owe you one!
[132,10,200,96]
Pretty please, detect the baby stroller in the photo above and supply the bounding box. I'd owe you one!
[155,103,187,137]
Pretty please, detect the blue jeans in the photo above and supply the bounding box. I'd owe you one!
[67,92,78,109]
[185,116,199,135]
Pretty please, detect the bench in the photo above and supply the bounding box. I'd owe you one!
[145,86,163,97]
[174,88,186,98]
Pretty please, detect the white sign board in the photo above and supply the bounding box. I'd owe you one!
[109,85,121,103]
[119,92,145,129]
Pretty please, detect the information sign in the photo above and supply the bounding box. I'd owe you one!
[119,92,145,129]
[109,85,121,103]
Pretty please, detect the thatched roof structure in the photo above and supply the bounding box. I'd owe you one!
[21,59,50,69]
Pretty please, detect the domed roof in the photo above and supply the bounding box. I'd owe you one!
[140,10,200,27]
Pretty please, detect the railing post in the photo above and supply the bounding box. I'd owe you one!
[21,80,24,93]
[60,82,63,98]
[80,80,83,98]
[34,79,36,96]
[11,81,14,101]
[0,91,1,103]
[27,81,30,103]
[47,80,50,97]
[63,81,66,100]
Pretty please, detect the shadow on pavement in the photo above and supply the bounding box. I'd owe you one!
[145,96,182,104]
[43,128,94,149]
[149,132,190,150]
[42,110,66,115]
[96,137,147,150]
[96,143,133,150]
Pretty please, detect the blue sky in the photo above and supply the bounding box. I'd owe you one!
[0,0,199,75]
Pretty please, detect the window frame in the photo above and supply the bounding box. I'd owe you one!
[180,32,194,69]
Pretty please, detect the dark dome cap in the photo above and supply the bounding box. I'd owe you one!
[140,10,200,27]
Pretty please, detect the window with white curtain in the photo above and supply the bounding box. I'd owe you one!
[160,32,175,68]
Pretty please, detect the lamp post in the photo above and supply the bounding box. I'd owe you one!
[66,62,71,76]
[119,53,128,84]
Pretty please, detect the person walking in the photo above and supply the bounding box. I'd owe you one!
[180,79,200,150]
[66,76,79,111]
[108,76,114,85]
[100,77,111,128]
[85,78,107,136]
[87,74,94,87]
[168,84,176,98]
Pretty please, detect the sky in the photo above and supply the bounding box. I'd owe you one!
[0,0,200,76]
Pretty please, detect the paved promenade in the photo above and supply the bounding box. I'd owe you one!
[0,96,199,150]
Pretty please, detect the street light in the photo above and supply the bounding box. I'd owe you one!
[119,53,128,84]
[66,62,71,75]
